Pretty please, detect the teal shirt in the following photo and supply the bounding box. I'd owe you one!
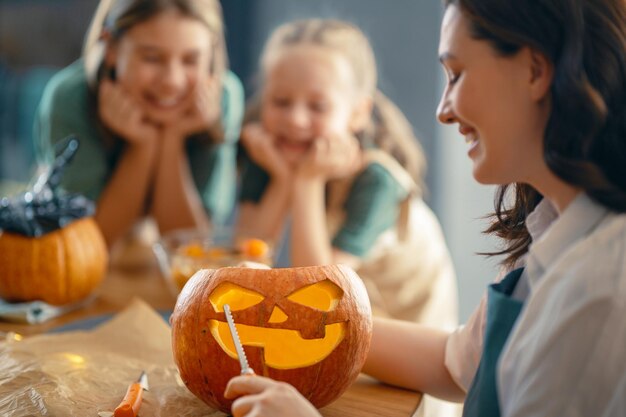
[34,61,244,226]
[239,158,409,257]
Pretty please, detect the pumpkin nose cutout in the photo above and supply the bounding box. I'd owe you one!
[268,306,288,323]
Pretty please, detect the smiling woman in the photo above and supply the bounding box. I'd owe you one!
[436,5,551,192]
[33,0,244,249]
[101,10,215,124]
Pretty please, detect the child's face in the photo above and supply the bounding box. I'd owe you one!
[106,10,213,124]
[436,5,549,186]
[260,45,364,166]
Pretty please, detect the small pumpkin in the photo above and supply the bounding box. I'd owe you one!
[0,217,107,305]
[170,264,372,412]
[0,136,108,305]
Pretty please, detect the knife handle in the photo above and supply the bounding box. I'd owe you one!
[113,382,143,417]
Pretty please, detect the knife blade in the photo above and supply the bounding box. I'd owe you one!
[223,304,255,376]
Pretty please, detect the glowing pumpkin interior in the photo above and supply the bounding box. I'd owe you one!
[208,280,346,369]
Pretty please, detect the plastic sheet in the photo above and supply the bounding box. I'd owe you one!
[0,296,94,324]
[0,299,225,416]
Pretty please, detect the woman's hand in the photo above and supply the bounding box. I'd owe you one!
[241,123,292,181]
[149,78,215,233]
[224,375,322,417]
[163,77,221,140]
[297,133,362,181]
[98,78,159,145]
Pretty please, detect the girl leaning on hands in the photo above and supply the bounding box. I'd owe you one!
[35,0,244,248]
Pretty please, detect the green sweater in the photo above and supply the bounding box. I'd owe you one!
[34,61,244,225]
[239,157,409,257]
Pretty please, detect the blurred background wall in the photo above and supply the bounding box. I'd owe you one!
[0,0,498,321]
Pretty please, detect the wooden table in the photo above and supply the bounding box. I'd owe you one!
[0,252,422,416]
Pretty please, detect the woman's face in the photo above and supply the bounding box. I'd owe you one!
[260,45,365,166]
[106,9,213,124]
[436,5,551,186]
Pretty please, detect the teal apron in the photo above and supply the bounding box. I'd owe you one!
[462,268,524,417]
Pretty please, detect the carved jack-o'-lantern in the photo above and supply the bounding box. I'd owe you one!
[170,265,372,412]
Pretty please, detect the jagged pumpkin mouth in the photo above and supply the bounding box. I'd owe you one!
[209,320,346,369]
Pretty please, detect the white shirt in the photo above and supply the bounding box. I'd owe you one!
[445,194,626,417]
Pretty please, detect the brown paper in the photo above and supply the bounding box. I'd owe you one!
[0,298,226,416]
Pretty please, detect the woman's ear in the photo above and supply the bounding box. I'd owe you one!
[349,96,373,132]
[528,48,553,101]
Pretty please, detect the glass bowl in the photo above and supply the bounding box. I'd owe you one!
[153,228,274,296]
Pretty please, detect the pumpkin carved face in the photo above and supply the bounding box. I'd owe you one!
[170,265,372,412]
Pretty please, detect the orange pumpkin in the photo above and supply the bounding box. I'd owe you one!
[170,264,372,412]
[0,217,108,305]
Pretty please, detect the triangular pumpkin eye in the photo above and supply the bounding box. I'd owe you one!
[287,280,343,311]
[209,282,265,312]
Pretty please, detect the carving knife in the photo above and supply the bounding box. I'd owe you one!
[98,371,149,417]
[223,304,255,376]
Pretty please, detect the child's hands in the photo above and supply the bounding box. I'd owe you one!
[164,77,221,139]
[224,375,322,417]
[241,123,292,181]
[99,79,159,145]
[298,133,362,181]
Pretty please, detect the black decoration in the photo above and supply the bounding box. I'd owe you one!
[0,136,95,237]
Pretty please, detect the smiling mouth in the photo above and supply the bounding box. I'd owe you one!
[145,96,185,110]
[277,138,313,153]
[209,320,346,369]
[464,132,479,147]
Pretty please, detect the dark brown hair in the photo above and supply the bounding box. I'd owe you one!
[444,0,626,266]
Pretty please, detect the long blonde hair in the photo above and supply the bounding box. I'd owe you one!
[83,0,227,88]
[257,18,426,193]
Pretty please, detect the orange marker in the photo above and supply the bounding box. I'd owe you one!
[113,371,149,417]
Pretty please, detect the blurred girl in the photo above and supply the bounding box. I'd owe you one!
[35,0,244,248]
[238,19,458,328]
[226,1,626,416]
